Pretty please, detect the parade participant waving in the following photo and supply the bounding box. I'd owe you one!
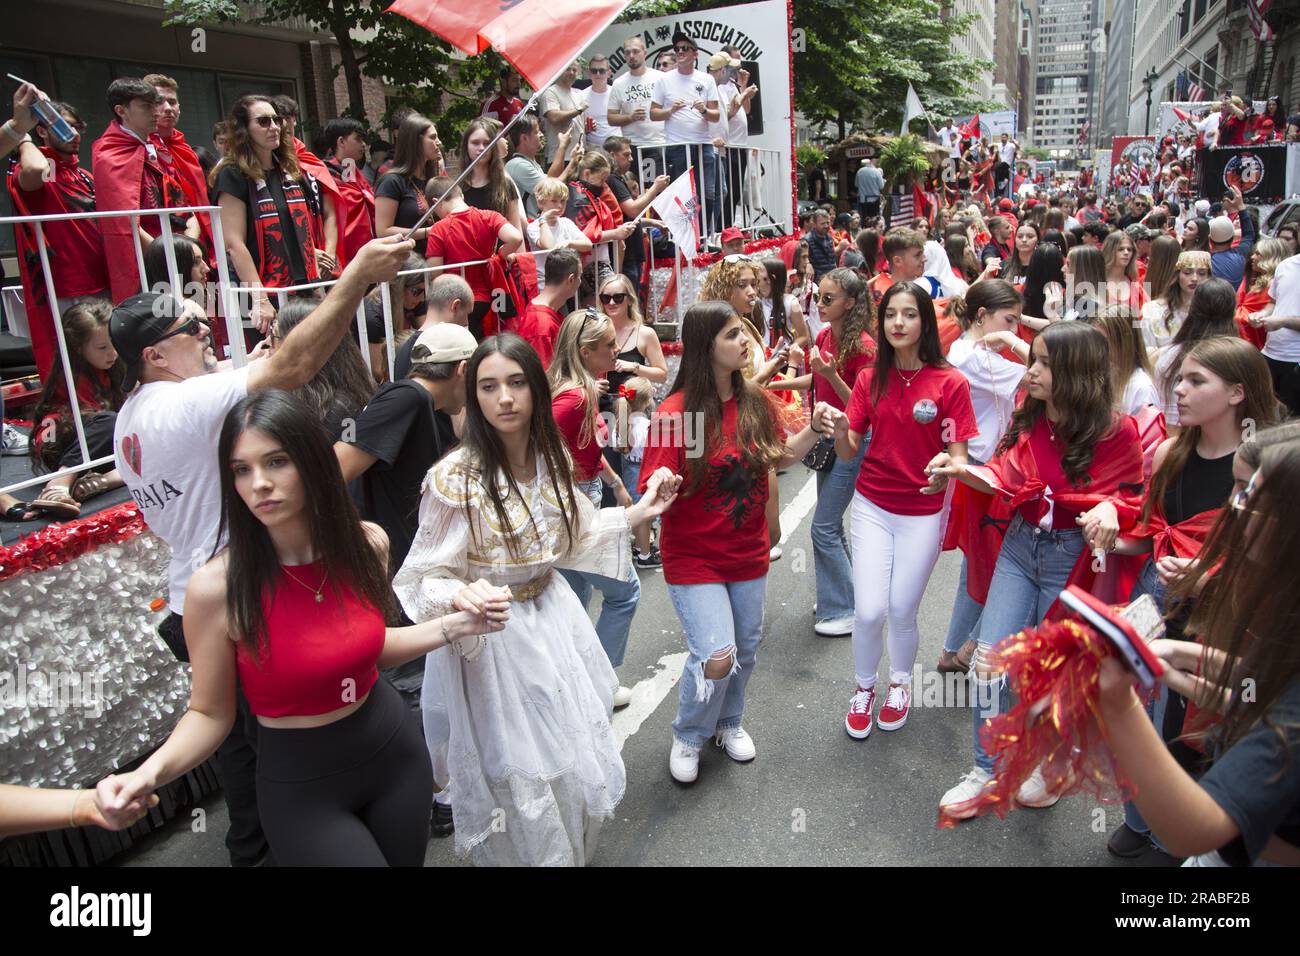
[393,334,678,865]
[816,281,978,740]
[640,301,823,784]
[94,390,510,865]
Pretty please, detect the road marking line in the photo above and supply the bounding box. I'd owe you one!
[616,474,819,750]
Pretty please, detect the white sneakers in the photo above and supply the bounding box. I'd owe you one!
[669,740,700,783]
[1015,764,1063,809]
[670,727,756,783]
[939,767,993,820]
[769,545,783,561]
[813,616,854,637]
[715,726,756,762]
[1,424,29,456]
[612,685,633,710]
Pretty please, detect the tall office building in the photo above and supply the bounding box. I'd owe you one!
[1033,0,1102,156]
[947,0,998,102]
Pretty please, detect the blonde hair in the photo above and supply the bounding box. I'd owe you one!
[1091,305,1152,407]
[1102,230,1138,282]
[612,375,654,453]
[535,176,570,205]
[700,258,761,310]
[1250,237,1289,293]
[599,272,645,327]
[548,309,614,448]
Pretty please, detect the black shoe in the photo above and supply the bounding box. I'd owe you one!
[1135,844,1185,866]
[431,801,454,838]
[1107,823,1152,859]
[634,546,662,569]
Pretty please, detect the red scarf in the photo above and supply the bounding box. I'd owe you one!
[325,157,375,270]
[294,138,341,272]
[152,126,214,263]
[1236,284,1270,349]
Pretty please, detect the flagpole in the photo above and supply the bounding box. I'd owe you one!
[401,8,631,241]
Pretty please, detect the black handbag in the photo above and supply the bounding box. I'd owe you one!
[801,348,837,472]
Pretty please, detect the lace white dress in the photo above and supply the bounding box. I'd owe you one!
[392,446,630,866]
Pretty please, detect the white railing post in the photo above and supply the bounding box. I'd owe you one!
[379,280,396,381]
[32,221,91,470]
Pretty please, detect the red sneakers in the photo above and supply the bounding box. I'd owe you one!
[877,683,911,731]
[845,686,876,739]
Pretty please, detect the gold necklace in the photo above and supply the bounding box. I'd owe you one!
[281,563,327,603]
[896,364,923,387]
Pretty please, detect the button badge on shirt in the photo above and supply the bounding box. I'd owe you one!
[912,399,938,425]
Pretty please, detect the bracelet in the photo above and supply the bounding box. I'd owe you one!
[810,422,824,435]
[0,120,25,144]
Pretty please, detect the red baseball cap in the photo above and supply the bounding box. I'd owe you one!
[997,198,1015,212]
[719,227,744,244]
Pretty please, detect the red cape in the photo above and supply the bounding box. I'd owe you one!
[294,138,341,271]
[1236,284,1270,349]
[92,122,153,302]
[326,158,375,270]
[155,127,214,263]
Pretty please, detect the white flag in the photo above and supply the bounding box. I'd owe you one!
[651,168,700,261]
[901,83,925,136]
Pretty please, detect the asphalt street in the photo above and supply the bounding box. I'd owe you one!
[120,467,1124,868]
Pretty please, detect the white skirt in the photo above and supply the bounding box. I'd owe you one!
[422,576,625,867]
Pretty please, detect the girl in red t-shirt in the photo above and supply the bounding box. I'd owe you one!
[817,282,978,740]
[639,301,823,785]
[549,308,643,700]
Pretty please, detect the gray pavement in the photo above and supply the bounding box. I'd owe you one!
[120,468,1124,867]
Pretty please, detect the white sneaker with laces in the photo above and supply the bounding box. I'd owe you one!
[813,615,854,637]
[1,424,29,456]
[669,739,701,783]
[714,726,756,762]
[939,767,994,820]
[612,685,633,710]
[1016,764,1062,808]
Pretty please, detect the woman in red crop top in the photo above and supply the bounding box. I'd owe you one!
[94,390,510,866]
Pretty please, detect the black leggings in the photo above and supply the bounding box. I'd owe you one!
[1265,354,1300,417]
[255,679,433,866]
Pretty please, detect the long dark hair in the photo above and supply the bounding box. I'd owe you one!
[1183,217,1211,252]
[668,301,784,493]
[273,300,375,436]
[215,390,395,658]
[460,333,579,559]
[821,267,874,373]
[1001,222,1039,283]
[759,257,790,344]
[998,322,1114,486]
[30,299,124,472]
[1022,243,1065,318]
[872,281,946,404]
[459,116,512,215]
[211,94,300,186]
[144,235,204,295]
[389,113,438,184]
[1158,278,1239,404]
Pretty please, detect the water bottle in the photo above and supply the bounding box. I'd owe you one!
[31,98,76,145]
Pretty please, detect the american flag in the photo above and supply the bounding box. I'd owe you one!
[1187,80,1205,102]
[1077,120,1090,148]
[1248,0,1275,42]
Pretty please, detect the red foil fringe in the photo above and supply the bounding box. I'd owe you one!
[936,618,1145,829]
[651,233,797,272]
[0,501,146,582]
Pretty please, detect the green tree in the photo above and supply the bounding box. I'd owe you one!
[637,0,999,139]
[164,0,504,139]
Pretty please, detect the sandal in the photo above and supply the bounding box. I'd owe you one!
[30,485,81,519]
[71,471,124,503]
[1,502,36,522]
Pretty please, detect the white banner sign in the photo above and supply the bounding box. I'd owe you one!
[1157,100,1268,142]
[954,109,1018,140]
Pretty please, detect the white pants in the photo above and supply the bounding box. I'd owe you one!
[849,492,945,689]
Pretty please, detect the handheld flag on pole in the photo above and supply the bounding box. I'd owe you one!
[901,84,925,137]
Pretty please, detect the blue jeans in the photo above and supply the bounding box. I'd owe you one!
[621,456,643,504]
[943,558,985,653]
[810,435,867,622]
[1122,555,1169,848]
[669,575,767,748]
[666,143,720,234]
[559,475,641,668]
[972,515,1085,772]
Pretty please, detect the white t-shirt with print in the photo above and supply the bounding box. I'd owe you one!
[652,69,720,145]
[526,215,587,287]
[114,366,252,614]
[717,81,748,145]
[609,69,665,147]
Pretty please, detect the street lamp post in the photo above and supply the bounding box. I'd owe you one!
[1143,67,1159,136]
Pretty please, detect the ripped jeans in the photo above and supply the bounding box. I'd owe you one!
[668,575,767,749]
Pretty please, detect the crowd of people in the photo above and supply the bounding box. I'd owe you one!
[2,67,1299,871]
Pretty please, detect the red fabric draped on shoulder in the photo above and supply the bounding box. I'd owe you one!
[92,123,149,302]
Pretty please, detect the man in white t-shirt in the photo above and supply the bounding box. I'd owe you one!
[108,234,412,866]
[1259,253,1300,414]
[936,120,962,159]
[709,49,757,230]
[608,34,666,188]
[582,55,620,151]
[540,60,587,164]
[651,28,721,234]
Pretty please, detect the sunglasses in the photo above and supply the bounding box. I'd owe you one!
[674,45,694,53]
[590,68,608,75]
[599,292,628,305]
[816,292,845,306]
[154,316,203,345]
[254,115,282,129]
[1230,468,1261,515]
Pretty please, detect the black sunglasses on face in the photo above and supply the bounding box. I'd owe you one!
[154,317,203,345]
[674,45,693,53]
[599,292,628,305]
[254,115,282,129]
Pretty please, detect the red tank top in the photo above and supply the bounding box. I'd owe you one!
[236,562,385,718]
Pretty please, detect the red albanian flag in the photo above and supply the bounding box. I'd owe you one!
[387,0,630,91]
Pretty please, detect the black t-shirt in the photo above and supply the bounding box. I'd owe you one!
[462,182,497,214]
[375,172,429,230]
[608,174,643,266]
[347,380,445,570]
[212,161,320,286]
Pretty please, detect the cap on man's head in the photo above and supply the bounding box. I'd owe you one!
[110,292,191,391]
[411,323,478,365]
[1193,198,1212,216]
[1208,216,1235,244]
[997,198,1015,212]
[707,52,740,71]
[719,226,744,245]
[671,28,696,49]
[1125,223,1154,241]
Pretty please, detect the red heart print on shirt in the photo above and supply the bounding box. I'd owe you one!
[121,434,143,476]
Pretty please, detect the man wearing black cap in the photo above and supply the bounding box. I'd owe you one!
[651,28,721,234]
[109,233,412,866]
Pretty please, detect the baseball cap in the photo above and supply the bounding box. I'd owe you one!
[1208,216,1235,244]
[671,28,696,49]
[1193,198,1212,217]
[997,198,1015,212]
[707,52,740,71]
[410,323,478,365]
[109,292,192,391]
[719,226,744,245]
[1125,223,1154,241]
